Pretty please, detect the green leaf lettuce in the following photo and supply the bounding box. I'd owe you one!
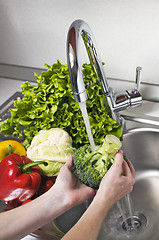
[0,60,122,148]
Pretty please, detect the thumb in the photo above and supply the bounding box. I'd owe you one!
[65,156,74,170]
[112,151,125,176]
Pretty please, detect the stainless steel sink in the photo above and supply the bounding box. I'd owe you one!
[55,113,159,240]
[97,127,159,240]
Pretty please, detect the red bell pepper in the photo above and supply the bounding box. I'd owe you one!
[0,154,47,202]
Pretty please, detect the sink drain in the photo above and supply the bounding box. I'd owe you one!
[122,216,141,231]
[116,213,147,234]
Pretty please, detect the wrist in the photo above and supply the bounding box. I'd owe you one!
[92,191,113,216]
[40,186,70,221]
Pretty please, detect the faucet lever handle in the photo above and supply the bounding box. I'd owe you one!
[135,66,142,91]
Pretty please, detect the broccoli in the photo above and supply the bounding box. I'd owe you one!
[73,135,122,189]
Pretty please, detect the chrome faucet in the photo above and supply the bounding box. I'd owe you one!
[66,19,142,129]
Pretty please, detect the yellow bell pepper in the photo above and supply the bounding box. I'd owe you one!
[0,140,26,162]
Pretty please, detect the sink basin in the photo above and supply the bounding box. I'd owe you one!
[55,127,159,240]
[98,127,159,240]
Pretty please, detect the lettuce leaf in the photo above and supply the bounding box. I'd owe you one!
[0,60,122,148]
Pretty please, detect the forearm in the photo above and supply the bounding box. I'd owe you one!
[62,196,112,240]
[0,188,69,240]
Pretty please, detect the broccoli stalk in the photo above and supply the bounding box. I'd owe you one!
[73,135,122,189]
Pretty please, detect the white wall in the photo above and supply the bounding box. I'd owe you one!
[0,0,159,85]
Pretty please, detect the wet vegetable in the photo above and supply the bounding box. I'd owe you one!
[0,60,122,149]
[0,154,47,202]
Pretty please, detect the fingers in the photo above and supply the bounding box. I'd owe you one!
[122,159,133,177]
[126,159,136,178]
[114,151,135,178]
[112,151,125,176]
[113,151,135,191]
[121,157,135,192]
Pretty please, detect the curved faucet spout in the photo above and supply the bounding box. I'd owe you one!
[66,19,142,128]
[66,19,109,103]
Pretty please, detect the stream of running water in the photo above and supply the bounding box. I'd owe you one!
[79,101,96,152]
[79,101,135,233]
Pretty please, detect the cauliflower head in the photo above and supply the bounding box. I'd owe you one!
[27,128,75,176]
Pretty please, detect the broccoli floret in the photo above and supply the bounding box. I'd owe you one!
[73,135,122,189]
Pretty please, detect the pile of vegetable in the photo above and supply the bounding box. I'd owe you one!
[0,140,57,208]
[0,60,124,209]
[0,60,122,149]
[0,132,122,206]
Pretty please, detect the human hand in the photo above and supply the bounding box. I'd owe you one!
[52,156,96,209]
[95,150,135,208]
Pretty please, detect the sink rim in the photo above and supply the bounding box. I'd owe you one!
[124,126,159,135]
